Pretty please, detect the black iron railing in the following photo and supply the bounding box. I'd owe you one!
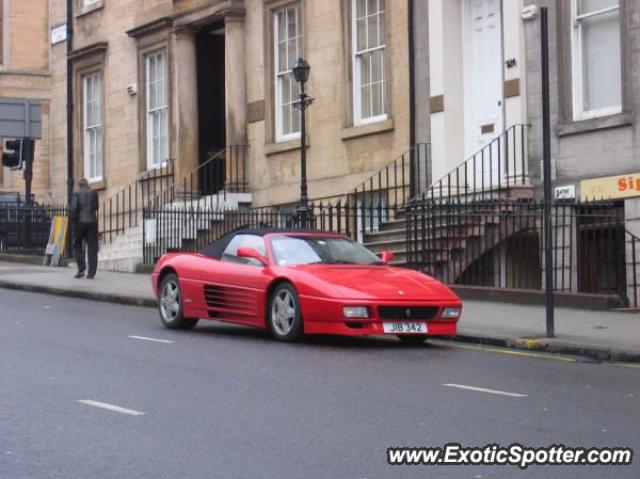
[405,197,638,307]
[175,145,249,208]
[0,204,69,257]
[425,124,529,202]
[99,159,175,245]
[98,145,249,246]
[142,201,386,263]
[350,143,430,209]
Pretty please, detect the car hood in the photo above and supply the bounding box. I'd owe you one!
[293,265,458,301]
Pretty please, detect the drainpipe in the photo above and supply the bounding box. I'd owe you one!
[66,0,74,208]
[408,0,416,196]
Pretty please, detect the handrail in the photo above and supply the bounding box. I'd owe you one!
[98,144,249,245]
[174,145,249,209]
[350,143,430,211]
[423,124,529,203]
[98,159,175,244]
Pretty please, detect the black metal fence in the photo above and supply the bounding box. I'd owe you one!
[142,201,389,263]
[99,159,175,245]
[426,124,529,201]
[98,145,249,246]
[405,197,639,308]
[350,143,430,212]
[0,204,69,257]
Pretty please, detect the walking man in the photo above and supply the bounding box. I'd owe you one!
[71,178,99,279]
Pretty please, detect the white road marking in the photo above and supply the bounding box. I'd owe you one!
[443,383,527,398]
[128,335,174,344]
[77,399,145,416]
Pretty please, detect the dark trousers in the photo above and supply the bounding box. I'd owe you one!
[74,222,98,277]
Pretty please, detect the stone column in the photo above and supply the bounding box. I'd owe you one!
[224,13,247,190]
[173,27,200,187]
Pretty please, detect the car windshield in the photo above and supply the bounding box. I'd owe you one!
[270,235,383,266]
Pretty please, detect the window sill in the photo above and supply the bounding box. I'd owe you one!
[341,118,394,141]
[557,112,633,137]
[265,136,308,156]
[88,179,106,191]
[76,0,104,18]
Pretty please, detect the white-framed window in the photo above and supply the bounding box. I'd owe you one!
[274,4,302,143]
[352,0,387,126]
[82,72,103,181]
[571,0,622,120]
[146,50,169,170]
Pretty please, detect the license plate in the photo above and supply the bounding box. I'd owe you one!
[383,322,427,334]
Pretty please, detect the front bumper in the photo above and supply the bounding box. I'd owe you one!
[300,296,461,336]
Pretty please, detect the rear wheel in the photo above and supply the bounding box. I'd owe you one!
[159,273,198,330]
[397,335,428,345]
[268,283,304,342]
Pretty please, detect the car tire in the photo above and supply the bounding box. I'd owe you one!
[397,335,428,346]
[268,283,304,342]
[158,273,198,330]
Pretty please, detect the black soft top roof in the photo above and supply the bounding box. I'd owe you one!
[200,228,343,259]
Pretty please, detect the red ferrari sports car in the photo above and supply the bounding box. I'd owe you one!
[151,229,462,343]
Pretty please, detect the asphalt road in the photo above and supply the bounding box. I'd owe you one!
[1,289,638,479]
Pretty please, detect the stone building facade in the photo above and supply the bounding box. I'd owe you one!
[0,0,50,200]
[521,0,640,299]
[46,0,411,207]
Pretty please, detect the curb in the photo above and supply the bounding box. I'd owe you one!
[0,280,156,309]
[445,333,640,364]
[0,280,637,363]
[0,253,69,267]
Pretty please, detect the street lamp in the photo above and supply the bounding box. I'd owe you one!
[292,57,313,227]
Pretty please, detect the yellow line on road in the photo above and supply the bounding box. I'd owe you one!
[434,341,577,363]
[603,362,640,370]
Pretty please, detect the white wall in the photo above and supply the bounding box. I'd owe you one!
[428,0,528,184]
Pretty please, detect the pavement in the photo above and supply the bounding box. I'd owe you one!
[0,260,638,362]
[2,288,639,479]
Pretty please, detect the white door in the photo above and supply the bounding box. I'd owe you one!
[464,0,504,191]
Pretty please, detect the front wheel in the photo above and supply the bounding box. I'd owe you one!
[397,335,428,346]
[268,283,304,342]
[159,273,198,330]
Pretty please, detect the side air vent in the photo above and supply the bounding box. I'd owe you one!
[203,284,256,317]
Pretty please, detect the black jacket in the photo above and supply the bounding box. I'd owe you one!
[71,186,99,224]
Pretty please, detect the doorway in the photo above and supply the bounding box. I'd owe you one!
[196,24,226,195]
[463,0,505,189]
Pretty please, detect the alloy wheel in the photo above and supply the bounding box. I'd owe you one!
[160,279,180,322]
[271,289,296,336]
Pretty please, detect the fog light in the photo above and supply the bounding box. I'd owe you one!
[441,307,461,319]
[343,306,369,318]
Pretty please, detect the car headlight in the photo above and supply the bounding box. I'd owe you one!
[343,306,370,318]
[441,307,461,319]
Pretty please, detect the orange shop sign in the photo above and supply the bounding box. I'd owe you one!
[580,173,640,201]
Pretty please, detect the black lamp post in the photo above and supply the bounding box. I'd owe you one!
[292,57,313,227]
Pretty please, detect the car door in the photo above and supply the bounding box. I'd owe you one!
[199,234,271,327]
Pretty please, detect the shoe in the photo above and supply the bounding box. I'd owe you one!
[86,275,95,280]
[74,271,85,279]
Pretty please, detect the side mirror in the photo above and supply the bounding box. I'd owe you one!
[379,251,394,263]
[237,247,268,266]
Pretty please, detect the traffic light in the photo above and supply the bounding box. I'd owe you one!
[2,139,23,169]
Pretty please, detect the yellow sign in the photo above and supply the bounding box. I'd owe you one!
[44,216,69,266]
[580,173,640,202]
